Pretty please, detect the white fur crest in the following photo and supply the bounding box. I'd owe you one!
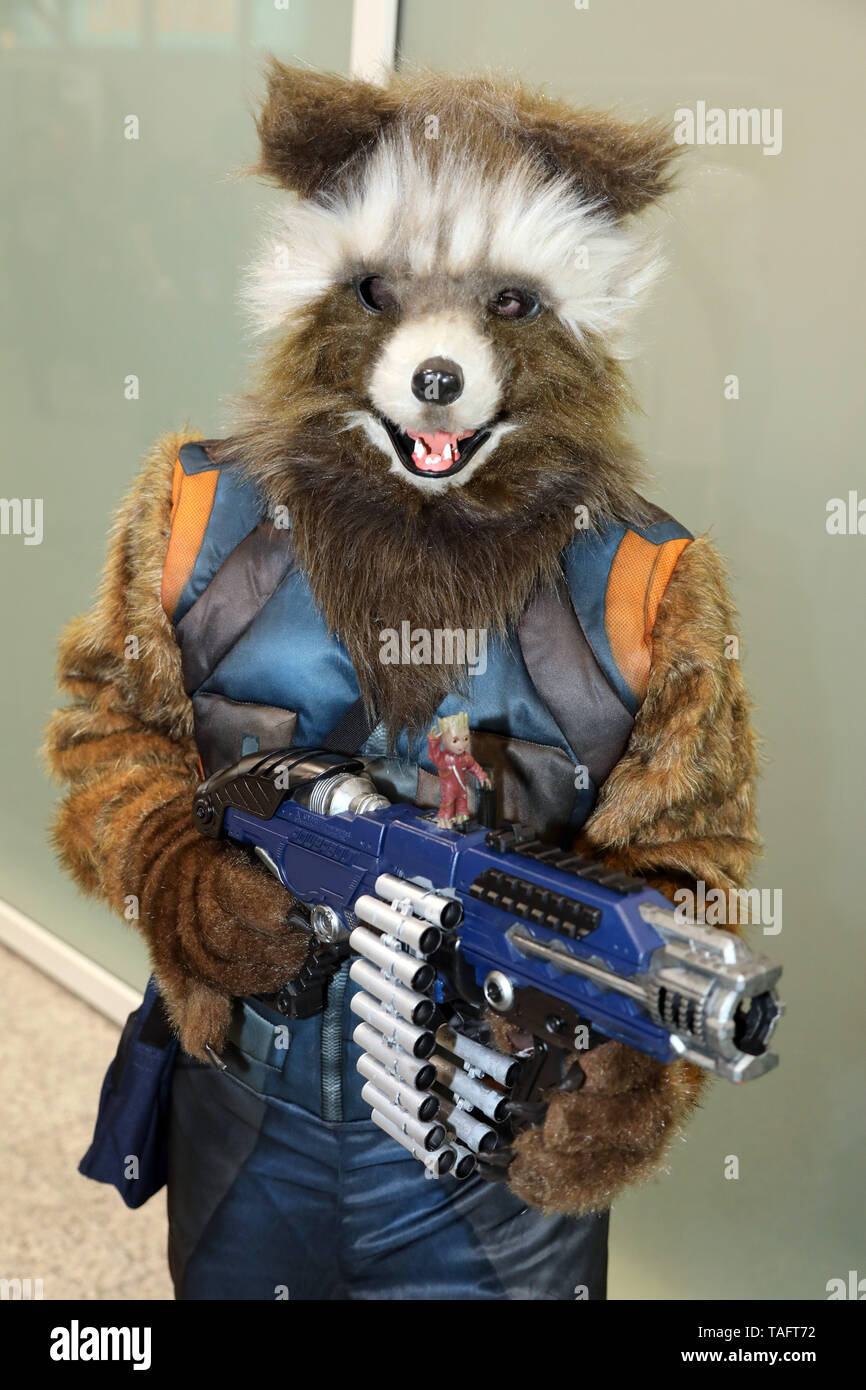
[243,131,662,353]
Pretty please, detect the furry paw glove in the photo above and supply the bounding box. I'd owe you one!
[505,1041,703,1215]
[113,793,309,1059]
[55,768,308,1060]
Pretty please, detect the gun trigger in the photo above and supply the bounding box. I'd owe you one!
[451,1017,490,1044]
[504,1099,548,1126]
[559,1055,587,1093]
[476,1148,515,1183]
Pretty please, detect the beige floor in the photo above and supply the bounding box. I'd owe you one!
[0,944,173,1300]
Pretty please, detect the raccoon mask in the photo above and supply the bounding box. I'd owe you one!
[216,64,682,737]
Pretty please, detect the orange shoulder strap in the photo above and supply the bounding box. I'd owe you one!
[604,530,692,704]
[161,452,219,621]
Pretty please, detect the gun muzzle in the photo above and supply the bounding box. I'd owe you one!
[357,1052,440,1121]
[349,958,436,1027]
[352,1023,437,1091]
[432,1054,511,1123]
[361,1081,446,1152]
[374,874,463,930]
[436,1024,522,1089]
[351,880,509,1177]
[369,1109,455,1177]
[446,1143,477,1180]
[436,1095,499,1155]
[505,907,784,1083]
[350,991,436,1058]
[350,925,435,992]
[355,895,442,956]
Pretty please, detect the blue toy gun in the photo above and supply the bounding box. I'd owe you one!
[193,750,783,1180]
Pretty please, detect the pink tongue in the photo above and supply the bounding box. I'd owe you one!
[406,428,475,473]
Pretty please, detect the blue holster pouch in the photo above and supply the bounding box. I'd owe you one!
[79,975,179,1208]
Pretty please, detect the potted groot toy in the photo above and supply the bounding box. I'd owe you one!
[428,712,489,826]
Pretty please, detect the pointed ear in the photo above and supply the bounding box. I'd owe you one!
[514,101,682,218]
[255,60,398,197]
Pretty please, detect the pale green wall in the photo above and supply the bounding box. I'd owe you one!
[0,1,353,984]
[397,0,866,1301]
[1,0,862,1302]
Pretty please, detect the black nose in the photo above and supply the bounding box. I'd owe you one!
[411,357,464,406]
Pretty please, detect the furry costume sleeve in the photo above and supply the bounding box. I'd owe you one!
[43,433,308,1060]
[502,536,761,1215]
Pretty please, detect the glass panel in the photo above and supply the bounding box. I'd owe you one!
[397,0,865,1304]
[0,0,353,987]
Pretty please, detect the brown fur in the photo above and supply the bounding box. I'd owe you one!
[43,432,308,1060]
[579,537,760,888]
[256,62,681,218]
[256,63,398,200]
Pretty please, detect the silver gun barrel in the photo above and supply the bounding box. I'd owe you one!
[350,958,436,1027]
[436,1095,499,1154]
[374,874,463,930]
[436,1024,521,1088]
[350,991,435,1058]
[369,1109,455,1177]
[361,1080,446,1152]
[433,1054,510,1123]
[357,1052,440,1121]
[446,1143,477,1180]
[352,1023,437,1091]
[355,895,442,956]
[349,925,435,992]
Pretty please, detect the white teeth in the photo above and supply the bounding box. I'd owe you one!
[442,444,452,461]
[413,438,425,459]
[429,455,441,467]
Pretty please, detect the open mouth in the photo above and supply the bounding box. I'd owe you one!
[381,418,493,478]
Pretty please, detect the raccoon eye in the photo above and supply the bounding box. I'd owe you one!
[355,274,396,313]
[490,288,541,321]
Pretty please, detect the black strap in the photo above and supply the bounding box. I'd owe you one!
[517,576,634,790]
[320,695,380,755]
[175,515,378,755]
[176,521,296,696]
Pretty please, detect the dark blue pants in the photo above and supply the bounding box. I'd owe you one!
[167,971,609,1300]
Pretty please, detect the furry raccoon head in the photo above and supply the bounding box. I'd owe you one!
[232,63,680,518]
[219,64,681,735]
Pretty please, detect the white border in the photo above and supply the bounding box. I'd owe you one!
[0,897,140,1027]
[350,0,399,82]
